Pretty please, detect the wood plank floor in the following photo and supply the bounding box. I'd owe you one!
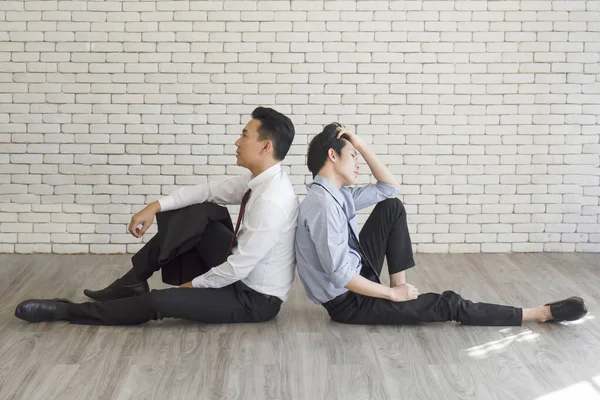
[1,253,599,400]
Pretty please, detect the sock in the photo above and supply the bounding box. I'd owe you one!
[119,268,144,286]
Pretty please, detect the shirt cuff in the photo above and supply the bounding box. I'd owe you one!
[191,275,207,288]
[158,196,176,213]
[328,262,357,289]
[376,181,401,198]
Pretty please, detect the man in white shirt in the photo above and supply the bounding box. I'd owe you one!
[15,107,299,325]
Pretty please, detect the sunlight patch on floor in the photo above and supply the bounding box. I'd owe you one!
[466,329,540,359]
[534,380,600,400]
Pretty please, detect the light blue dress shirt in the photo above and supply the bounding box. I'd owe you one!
[295,175,401,304]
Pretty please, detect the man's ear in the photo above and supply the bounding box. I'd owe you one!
[327,148,337,162]
[262,140,273,154]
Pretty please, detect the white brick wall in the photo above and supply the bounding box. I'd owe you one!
[1,0,599,254]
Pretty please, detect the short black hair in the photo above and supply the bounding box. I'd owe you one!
[307,122,350,178]
[251,107,295,161]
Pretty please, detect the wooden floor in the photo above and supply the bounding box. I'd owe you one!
[1,253,599,400]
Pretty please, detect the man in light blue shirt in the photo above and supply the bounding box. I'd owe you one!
[295,123,587,326]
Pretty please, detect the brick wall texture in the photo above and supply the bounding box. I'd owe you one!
[1,0,599,254]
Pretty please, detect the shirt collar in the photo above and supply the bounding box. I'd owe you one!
[247,162,282,190]
[308,175,346,208]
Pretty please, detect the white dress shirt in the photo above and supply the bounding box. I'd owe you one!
[158,163,298,301]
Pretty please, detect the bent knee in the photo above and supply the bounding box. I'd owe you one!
[376,197,405,214]
[255,303,281,323]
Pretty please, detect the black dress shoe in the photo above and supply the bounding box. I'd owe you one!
[15,298,73,323]
[545,296,588,322]
[83,278,149,301]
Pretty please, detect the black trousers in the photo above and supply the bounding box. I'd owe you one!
[130,219,234,284]
[323,198,523,326]
[66,220,282,325]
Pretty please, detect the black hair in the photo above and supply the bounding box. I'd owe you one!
[307,122,350,178]
[251,107,295,161]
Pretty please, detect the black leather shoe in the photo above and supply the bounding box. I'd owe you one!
[83,279,149,301]
[15,298,73,323]
[545,296,588,322]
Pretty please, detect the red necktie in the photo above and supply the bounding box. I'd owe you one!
[226,189,252,256]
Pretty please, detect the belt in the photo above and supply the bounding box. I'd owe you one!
[322,290,354,313]
[262,293,283,305]
[239,282,283,305]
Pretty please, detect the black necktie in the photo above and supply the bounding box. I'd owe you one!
[347,218,380,282]
[226,189,252,256]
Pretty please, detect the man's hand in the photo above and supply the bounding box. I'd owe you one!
[389,283,419,303]
[128,201,160,238]
[180,281,193,288]
[337,125,401,190]
[336,126,366,152]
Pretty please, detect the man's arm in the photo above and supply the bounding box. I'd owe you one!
[338,127,401,190]
[337,127,401,210]
[345,274,418,302]
[191,197,290,289]
[306,198,417,302]
[128,173,251,238]
[158,173,251,212]
[306,205,359,289]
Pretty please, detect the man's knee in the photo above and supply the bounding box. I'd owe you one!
[257,306,281,323]
[376,197,405,216]
[381,197,403,206]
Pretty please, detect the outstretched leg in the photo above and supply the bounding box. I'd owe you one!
[16,282,282,325]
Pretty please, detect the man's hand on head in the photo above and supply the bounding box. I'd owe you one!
[336,126,366,152]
